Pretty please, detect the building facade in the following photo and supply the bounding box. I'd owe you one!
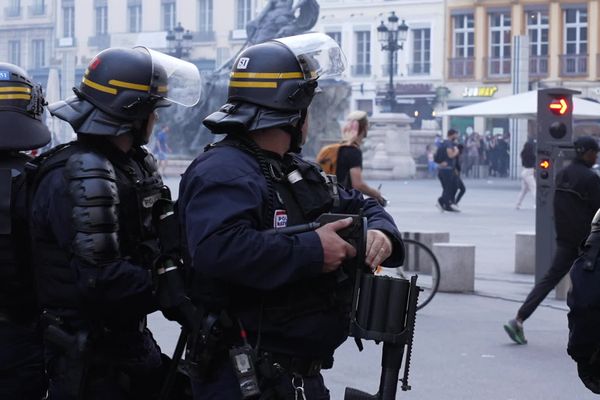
[315,0,445,128]
[442,0,600,137]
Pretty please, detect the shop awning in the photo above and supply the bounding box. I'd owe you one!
[438,90,600,120]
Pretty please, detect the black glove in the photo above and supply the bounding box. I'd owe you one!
[155,259,197,330]
[578,361,600,394]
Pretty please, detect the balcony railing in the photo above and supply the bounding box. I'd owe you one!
[88,35,110,50]
[448,57,474,79]
[529,56,549,78]
[194,30,215,42]
[560,54,587,77]
[381,64,398,76]
[29,4,45,16]
[351,64,371,76]
[486,57,511,79]
[408,62,431,75]
[4,6,21,18]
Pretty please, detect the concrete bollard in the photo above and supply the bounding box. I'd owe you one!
[555,274,571,301]
[401,231,450,274]
[433,243,476,293]
[514,232,535,274]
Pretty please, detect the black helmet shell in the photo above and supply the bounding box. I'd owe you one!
[78,47,169,122]
[227,41,318,112]
[0,62,50,151]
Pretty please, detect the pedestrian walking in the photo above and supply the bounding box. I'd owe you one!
[451,144,466,207]
[435,129,460,212]
[515,136,536,209]
[504,136,600,344]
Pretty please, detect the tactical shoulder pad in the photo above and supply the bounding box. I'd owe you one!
[65,151,120,265]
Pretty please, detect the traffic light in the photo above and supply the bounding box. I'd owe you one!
[537,88,578,145]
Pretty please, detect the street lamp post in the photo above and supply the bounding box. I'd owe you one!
[377,12,408,112]
[166,22,193,59]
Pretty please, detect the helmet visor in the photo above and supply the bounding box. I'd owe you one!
[137,47,202,107]
[273,33,347,81]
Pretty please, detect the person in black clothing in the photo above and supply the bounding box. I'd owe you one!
[336,110,386,205]
[178,34,404,399]
[515,136,536,209]
[0,62,51,400]
[504,136,600,345]
[450,143,466,207]
[436,129,460,212]
[29,48,199,399]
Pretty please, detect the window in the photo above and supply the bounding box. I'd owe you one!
[326,32,342,47]
[95,6,108,36]
[31,39,45,68]
[8,40,20,65]
[163,2,176,31]
[63,6,75,37]
[7,0,20,17]
[354,31,371,75]
[564,8,587,55]
[128,5,142,33]
[199,0,213,32]
[488,11,511,76]
[452,14,474,58]
[526,9,549,76]
[412,28,431,74]
[562,7,587,75]
[236,0,252,30]
[31,0,45,15]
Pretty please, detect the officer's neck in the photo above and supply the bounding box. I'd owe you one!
[107,134,134,154]
[250,128,290,156]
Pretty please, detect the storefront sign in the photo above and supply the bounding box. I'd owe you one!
[462,86,498,97]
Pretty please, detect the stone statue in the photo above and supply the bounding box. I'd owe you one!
[246,0,320,44]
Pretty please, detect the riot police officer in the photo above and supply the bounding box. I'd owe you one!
[29,47,200,399]
[0,62,51,400]
[178,33,404,399]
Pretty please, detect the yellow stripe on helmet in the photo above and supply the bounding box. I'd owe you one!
[230,72,304,80]
[0,94,32,101]
[109,79,151,92]
[229,81,278,89]
[82,77,117,95]
[0,87,32,93]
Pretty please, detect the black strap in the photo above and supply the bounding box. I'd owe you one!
[0,169,12,235]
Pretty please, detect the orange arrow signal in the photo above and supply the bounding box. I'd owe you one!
[549,98,569,115]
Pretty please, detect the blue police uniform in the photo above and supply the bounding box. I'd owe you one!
[179,138,404,399]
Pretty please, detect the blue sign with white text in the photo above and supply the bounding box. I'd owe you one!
[0,71,10,80]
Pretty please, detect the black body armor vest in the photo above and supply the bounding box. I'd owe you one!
[30,140,165,315]
[0,152,37,321]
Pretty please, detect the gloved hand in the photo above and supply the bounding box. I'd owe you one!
[154,258,197,330]
[578,361,600,394]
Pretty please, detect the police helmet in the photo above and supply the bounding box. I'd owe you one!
[204,33,346,141]
[50,47,201,137]
[574,136,599,155]
[0,63,51,151]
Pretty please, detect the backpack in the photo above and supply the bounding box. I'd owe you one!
[316,143,342,174]
[433,144,446,164]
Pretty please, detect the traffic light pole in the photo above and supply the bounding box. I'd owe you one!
[535,88,579,283]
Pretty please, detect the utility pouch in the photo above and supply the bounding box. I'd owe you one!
[283,158,333,220]
[185,313,223,381]
[42,312,91,399]
[229,345,261,399]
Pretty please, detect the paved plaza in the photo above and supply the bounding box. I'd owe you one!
[150,176,592,399]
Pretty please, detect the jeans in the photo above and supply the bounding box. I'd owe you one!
[437,168,455,209]
[516,168,536,208]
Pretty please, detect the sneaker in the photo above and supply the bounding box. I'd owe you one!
[445,205,461,212]
[436,200,445,213]
[503,319,527,344]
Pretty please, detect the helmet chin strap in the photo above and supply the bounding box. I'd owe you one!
[283,108,307,153]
